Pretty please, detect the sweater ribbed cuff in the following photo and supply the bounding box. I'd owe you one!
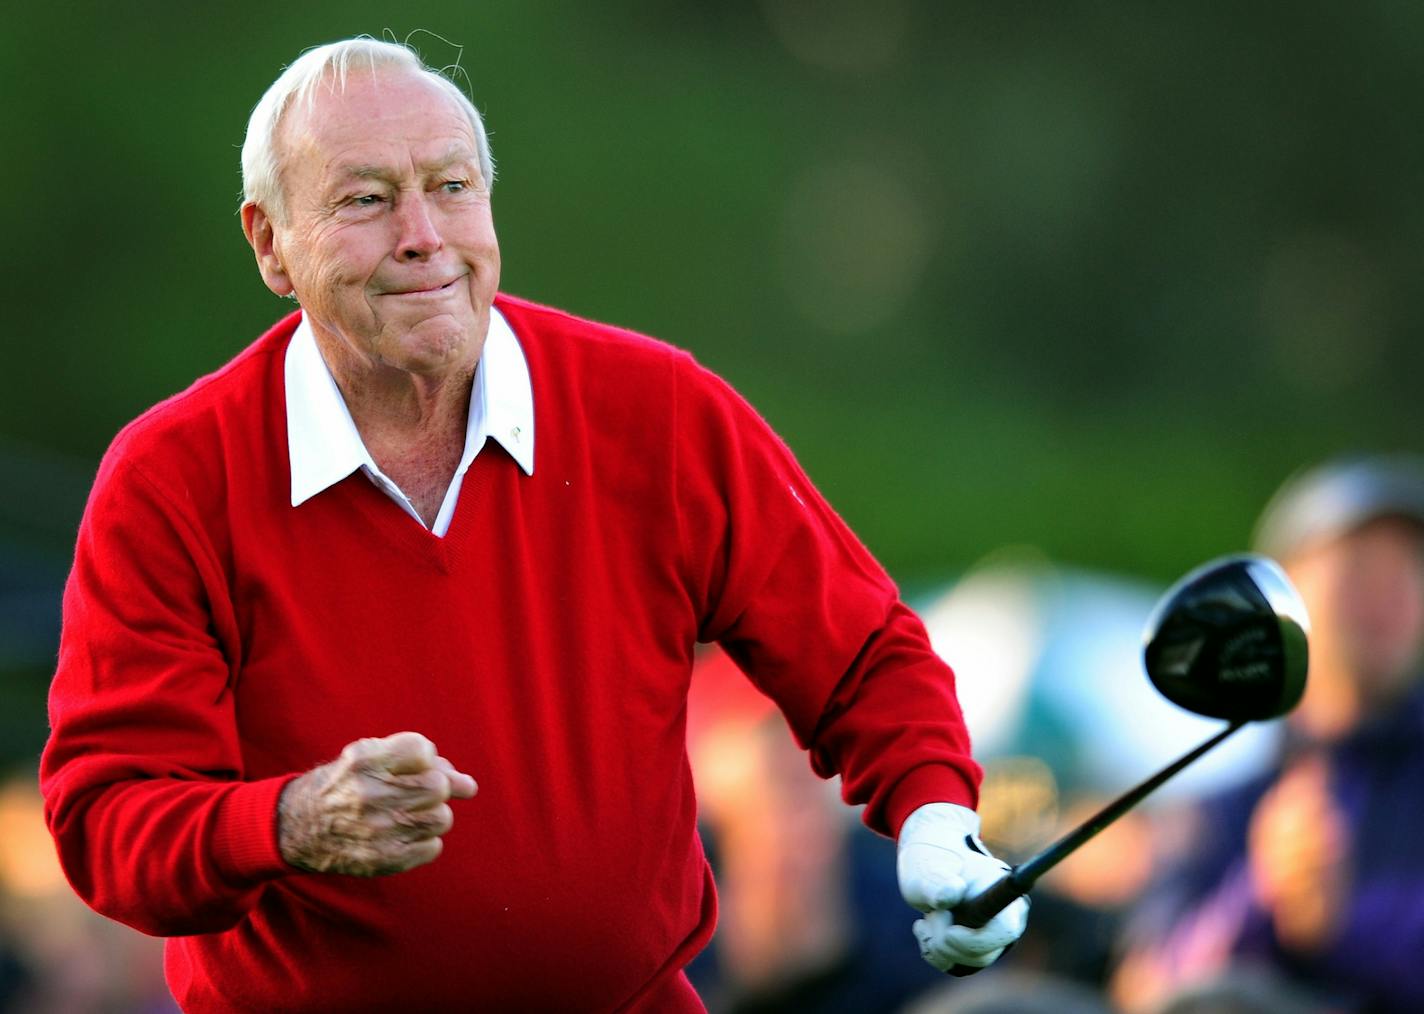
[885,763,979,840]
[212,774,300,884]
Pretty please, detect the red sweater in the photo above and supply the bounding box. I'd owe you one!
[41,294,979,1013]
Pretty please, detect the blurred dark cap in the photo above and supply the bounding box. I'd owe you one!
[1254,454,1424,561]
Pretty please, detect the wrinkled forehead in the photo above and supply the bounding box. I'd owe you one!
[279,67,479,177]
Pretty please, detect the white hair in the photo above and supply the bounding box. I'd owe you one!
[240,37,495,220]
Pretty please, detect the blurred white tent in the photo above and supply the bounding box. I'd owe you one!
[916,549,1279,803]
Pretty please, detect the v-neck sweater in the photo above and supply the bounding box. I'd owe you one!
[41,293,979,1013]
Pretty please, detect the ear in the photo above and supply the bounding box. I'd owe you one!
[241,202,295,298]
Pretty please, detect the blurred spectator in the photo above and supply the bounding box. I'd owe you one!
[1151,967,1331,1014]
[1114,455,1424,1013]
[0,771,175,1013]
[900,969,1113,1014]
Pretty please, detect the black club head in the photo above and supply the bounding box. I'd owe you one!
[1143,554,1310,723]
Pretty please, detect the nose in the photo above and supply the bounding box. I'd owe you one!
[394,192,442,261]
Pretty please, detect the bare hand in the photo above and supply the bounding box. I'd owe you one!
[277,732,478,876]
[1248,755,1349,951]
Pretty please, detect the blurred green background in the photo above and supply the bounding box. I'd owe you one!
[3,1,1421,763]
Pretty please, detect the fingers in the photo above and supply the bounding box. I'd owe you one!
[345,735,478,802]
[346,733,476,819]
[912,900,1028,973]
[385,802,456,841]
[369,830,446,874]
[378,766,452,806]
[279,733,478,878]
[403,836,444,871]
[434,755,478,799]
[332,799,456,838]
[915,912,1005,971]
[360,731,437,775]
[317,833,446,877]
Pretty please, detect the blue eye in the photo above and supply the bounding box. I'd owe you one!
[352,194,383,207]
[442,180,467,193]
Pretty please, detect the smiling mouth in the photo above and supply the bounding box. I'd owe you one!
[384,277,462,296]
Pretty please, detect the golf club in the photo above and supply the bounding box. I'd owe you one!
[951,553,1310,931]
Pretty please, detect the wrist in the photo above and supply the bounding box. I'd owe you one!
[276,769,318,870]
[899,802,980,847]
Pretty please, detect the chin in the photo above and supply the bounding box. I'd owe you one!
[384,317,482,372]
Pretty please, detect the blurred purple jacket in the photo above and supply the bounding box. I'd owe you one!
[1127,683,1424,1013]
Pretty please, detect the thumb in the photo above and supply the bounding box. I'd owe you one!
[372,731,437,775]
[434,755,479,799]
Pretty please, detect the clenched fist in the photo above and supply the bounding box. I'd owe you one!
[277,731,478,877]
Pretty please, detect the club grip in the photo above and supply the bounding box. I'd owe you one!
[952,872,1025,929]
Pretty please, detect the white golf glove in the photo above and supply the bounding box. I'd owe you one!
[897,802,1029,975]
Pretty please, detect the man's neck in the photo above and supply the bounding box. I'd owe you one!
[317,338,478,528]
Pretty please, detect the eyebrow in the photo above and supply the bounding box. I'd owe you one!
[336,147,480,184]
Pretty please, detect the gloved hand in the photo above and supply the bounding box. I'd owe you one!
[897,802,1029,975]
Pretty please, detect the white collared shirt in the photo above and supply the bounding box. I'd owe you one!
[284,306,534,537]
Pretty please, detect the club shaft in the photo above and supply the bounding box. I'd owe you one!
[953,720,1245,929]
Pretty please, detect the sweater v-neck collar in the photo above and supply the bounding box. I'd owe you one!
[342,447,509,572]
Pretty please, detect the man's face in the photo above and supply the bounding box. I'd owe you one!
[1288,517,1424,703]
[258,68,499,376]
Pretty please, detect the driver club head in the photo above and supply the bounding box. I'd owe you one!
[1143,554,1310,723]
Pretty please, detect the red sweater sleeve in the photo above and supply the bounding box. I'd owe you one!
[672,355,981,837]
[40,447,295,936]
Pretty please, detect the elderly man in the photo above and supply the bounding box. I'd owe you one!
[40,38,1025,1012]
[1115,455,1424,1013]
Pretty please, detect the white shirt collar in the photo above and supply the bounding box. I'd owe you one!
[285,305,534,526]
